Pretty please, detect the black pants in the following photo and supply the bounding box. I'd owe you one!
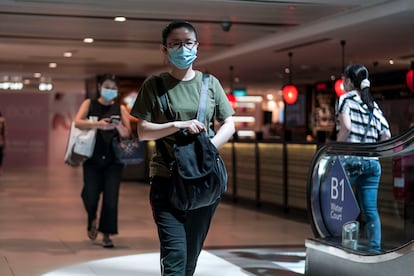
[0,145,3,167]
[82,159,123,234]
[150,176,220,276]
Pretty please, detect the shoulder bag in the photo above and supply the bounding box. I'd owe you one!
[112,137,144,165]
[64,116,98,167]
[155,74,228,211]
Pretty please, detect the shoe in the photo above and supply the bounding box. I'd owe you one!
[87,221,98,240]
[103,235,114,248]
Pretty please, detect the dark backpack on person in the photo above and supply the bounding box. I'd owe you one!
[155,74,228,211]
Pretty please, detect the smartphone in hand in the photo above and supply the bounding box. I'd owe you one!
[110,115,121,123]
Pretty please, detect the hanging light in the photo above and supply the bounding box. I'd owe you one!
[406,61,414,93]
[282,52,298,105]
[227,93,236,109]
[334,78,345,97]
[283,85,298,104]
[335,40,346,97]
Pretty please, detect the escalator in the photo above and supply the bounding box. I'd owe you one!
[306,127,414,275]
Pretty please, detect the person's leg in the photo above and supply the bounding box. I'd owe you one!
[82,162,103,233]
[0,145,3,168]
[184,199,220,276]
[150,177,187,276]
[99,163,123,235]
[355,160,381,250]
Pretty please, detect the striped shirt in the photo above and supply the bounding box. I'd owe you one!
[336,90,390,143]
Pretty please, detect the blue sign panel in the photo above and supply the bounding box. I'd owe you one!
[320,156,360,236]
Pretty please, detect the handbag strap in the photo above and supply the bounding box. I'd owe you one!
[154,73,210,166]
[361,111,373,142]
[155,73,210,122]
[197,73,210,122]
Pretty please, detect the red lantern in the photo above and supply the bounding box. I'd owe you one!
[227,93,237,109]
[406,69,414,93]
[282,84,298,104]
[335,78,346,97]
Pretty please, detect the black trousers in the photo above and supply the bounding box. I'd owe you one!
[150,176,220,276]
[82,159,123,234]
[0,145,3,166]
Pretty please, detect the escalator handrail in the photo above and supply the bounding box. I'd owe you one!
[307,126,414,238]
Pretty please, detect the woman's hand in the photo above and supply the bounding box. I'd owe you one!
[174,119,206,134]
[96,118,116,130]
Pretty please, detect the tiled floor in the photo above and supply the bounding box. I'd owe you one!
[0,164,313,276]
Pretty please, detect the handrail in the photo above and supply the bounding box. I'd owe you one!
[307,126,414,240]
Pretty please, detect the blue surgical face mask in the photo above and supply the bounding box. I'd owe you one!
[167,46,197,69]
[101,88,118,101]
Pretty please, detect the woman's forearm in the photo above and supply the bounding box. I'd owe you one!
[210,117,235,149]
[137,120,179,141]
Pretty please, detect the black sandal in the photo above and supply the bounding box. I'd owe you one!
[103,234,114,248]
[87,225,98,240]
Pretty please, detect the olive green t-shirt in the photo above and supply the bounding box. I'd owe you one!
[130,70,235,177]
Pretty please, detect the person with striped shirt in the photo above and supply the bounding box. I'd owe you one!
[336,64,391,252]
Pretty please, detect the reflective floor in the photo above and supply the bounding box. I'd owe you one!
[0,165,312,276]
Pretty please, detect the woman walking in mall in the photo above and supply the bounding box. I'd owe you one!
[130,21,235,275]
[336,64,391,252]
[74,74,131,248]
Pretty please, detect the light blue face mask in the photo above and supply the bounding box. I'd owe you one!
[167,46,197,69]
[101,88,118,101]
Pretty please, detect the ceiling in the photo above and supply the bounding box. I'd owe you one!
[1,0,414,90]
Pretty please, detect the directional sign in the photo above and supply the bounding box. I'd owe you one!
[320,156,360,236]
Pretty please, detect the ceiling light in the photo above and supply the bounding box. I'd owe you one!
[63,51,73,57]
[49,62,57,68]
[33,72,41,78]
[389,59,394,65]
[114,16,126,22]
[39,77,53,91]
[83,38,94,43]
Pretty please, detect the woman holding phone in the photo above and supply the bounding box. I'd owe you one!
[74,74,130,248]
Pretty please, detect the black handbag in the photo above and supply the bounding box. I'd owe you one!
[155,74,228,211]
[341,112,373,178]
[112,137,144,165]
[342,156,364,177]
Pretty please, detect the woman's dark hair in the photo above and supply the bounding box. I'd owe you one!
[98,74,118,86]
[161,20,198,46]
[344,64,374,112]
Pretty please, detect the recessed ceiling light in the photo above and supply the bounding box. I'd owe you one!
[389,59,394,65]
[114,16,126,22]
[49,62,57,68]
[63,51,73,57]
[83,38,94,43]
[33,72,41,78]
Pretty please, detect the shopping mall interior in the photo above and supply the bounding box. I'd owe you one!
[1,1,414,275]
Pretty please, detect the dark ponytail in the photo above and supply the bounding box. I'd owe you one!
[344,64,374,112]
